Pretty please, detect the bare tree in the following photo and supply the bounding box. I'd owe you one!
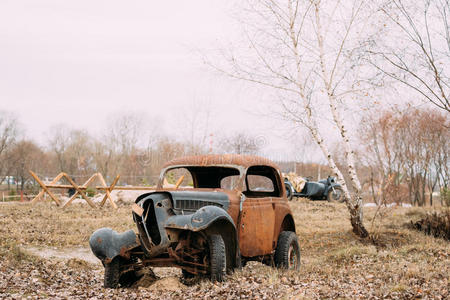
[47,126,93,177]
[361,107,449,206]
[107,112,149,184]
[218,132,261,155]
[208,0,374,237]
[92,138,119,181]
[0,111,18,182]
[177,99,213,155]
[103,112,143,157]
[65,129,93,178]
[47,125,71,173]
[9,140,46,192]
[371,0,449,112]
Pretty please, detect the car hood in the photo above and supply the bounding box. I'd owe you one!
[168,190,230,212]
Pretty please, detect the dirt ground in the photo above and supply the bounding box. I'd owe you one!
[0,198,448,299]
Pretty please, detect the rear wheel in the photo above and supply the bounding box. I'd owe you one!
[275,231,301,270]
[208,234,226,282]
[327,186,343,202]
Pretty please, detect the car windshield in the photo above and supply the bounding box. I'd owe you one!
[161,166,241,190]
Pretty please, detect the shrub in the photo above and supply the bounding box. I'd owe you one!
[85,187,97,197]
[411,210,450,240]
[440,188,450,207]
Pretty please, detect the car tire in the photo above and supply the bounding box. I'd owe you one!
[275,231,301,270]
[327,186,344,202]
[104,257,121,288]
[285,182,294,201]
[208,234,226,282]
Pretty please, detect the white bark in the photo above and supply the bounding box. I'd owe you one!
[303,107,352,201]
[209,0,371,237]
[287,0,353,203]
[311,1,367,235]
[314,1,363,195]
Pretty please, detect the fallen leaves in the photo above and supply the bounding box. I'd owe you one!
[0,200,449,299]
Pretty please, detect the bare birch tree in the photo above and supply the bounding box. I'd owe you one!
[177,99,213,155]
[0,111,18,182]
[47,125,71,173]
[218,132,262,155]
[208,0,376,237]
[371,0,449,112]
[106,112,145,156]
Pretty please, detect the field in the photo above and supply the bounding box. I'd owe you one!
[0,199,448,299]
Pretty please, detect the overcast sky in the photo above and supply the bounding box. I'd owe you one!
[0,1,336,162]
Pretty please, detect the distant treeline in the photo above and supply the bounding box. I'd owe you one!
[0,107,448,206]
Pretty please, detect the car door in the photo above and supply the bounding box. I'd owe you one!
[238,166,278,257]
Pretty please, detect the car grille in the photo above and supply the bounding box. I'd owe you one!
[174,199,222,211]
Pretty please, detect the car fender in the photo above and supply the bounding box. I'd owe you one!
[164,205,235,232]
[89,228,139,264]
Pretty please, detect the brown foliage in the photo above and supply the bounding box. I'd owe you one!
[411,210,450,240]
[361,107,449,206]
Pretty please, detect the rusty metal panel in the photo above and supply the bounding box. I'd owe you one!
[221,189,241,224]
[272,198,294,241]
[162,154,281,170]
[238,198,275,257]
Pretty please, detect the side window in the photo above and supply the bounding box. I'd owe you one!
[163,168,193,188]
[247,175,274,192]
[220,175,240,190]
[245,165,281,197]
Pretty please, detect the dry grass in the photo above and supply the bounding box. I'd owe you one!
[0,199,449,299]
[0,202,133,247]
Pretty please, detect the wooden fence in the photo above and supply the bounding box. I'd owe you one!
[29,171,156,209]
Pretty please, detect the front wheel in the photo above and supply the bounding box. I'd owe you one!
[104,258,121,288]
[327,186,344,202]
[274,231,301,270]
[208,234,226,282]
[104,257,141,288]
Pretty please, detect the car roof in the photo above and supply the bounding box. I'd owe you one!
[162,154,280,170]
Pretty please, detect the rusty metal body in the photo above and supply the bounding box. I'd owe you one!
[90,154,296,279]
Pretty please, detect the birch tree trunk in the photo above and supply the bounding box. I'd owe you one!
[208,0,373,237]
[313,1,368,237]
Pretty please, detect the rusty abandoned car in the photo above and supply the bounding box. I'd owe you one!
[89,154,300,288]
